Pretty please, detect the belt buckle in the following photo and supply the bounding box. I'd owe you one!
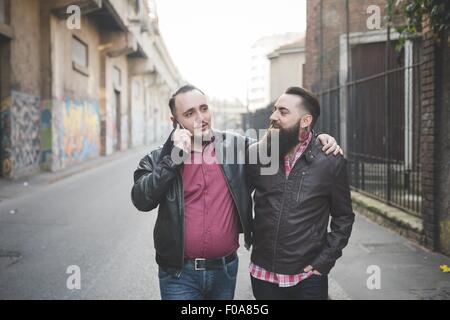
[194,258,206,271]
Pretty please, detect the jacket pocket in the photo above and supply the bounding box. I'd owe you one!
[296,171,307,203]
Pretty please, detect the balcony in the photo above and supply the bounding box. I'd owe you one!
[51,0,127,32]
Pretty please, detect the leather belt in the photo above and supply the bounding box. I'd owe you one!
[185,252,237,271]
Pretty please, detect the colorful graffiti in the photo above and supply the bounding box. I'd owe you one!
[51,98,101,169]
[0,92,41,177]
[1,92,113,177]
[0,90,133,177]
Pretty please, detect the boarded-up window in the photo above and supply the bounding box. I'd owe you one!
[72,36,88,68]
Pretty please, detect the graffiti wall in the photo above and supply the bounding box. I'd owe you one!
[50,98,101,170]
[0,93,121,177]
[0,92,41,178]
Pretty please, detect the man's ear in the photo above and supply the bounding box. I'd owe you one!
[170,116,176,129]
[300,114,313,129]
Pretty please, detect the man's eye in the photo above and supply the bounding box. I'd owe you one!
[185,112,192,117]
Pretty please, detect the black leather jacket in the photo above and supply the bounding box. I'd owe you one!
[131,129,254,275]
[247,137,355,275]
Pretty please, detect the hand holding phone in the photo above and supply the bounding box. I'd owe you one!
[173,122,192,153]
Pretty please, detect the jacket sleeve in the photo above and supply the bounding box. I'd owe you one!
[310,157,355,274]
[131,147,184,212]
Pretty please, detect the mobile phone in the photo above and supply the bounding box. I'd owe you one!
[173,121,186,130]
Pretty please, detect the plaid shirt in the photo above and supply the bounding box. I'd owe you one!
[284,132,312,177]
[249,132,313,287]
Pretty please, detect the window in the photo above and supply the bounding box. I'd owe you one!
[72,36,88,69]
[113,66,121,88]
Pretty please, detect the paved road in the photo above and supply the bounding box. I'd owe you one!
[0,147,159,299]
[1,147,449,300]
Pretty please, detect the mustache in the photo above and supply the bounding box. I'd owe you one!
[193,121,209,128]
[269,121,281,129]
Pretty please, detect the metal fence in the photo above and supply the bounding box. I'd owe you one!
[315,46,423,216]
[244,35,423,216]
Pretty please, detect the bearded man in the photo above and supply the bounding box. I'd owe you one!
[246,87,355,300]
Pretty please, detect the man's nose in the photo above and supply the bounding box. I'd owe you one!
[270,111,278,122]
[194,115,203,125]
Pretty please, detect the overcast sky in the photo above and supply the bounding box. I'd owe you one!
[154,0,306,103]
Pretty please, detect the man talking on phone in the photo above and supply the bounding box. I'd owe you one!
[131,84,342,300]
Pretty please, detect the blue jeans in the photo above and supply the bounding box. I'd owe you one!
[158,256,239,300]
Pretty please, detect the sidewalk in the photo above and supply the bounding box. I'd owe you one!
[326,213,450,300]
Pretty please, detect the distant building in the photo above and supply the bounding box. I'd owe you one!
[209,98,246,131]
[268,38,305,102]
[247,33,303,111]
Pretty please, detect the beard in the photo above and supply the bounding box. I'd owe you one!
[264,121,301,160]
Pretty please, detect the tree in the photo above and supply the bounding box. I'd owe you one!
[386,0,450,50]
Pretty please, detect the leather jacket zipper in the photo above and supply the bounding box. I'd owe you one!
[272,171,289,272]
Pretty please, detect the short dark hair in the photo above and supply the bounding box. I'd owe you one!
[168,84,205,115]
[285,86,320,128]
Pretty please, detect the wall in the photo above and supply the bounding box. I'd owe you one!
[436,31,450,255]
[304,0,388,90]
[43,97,101,171]
[0,0,182,179]
[0,0,42,178]
[131,75,145,147]
[45,13,102,170]
[1,92,41,177]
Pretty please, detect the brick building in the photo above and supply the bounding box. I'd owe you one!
[304,0,450,255]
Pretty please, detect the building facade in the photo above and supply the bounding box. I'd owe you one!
[0,0,182,178]
[268,38,305,102]
[304,0,450,255]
